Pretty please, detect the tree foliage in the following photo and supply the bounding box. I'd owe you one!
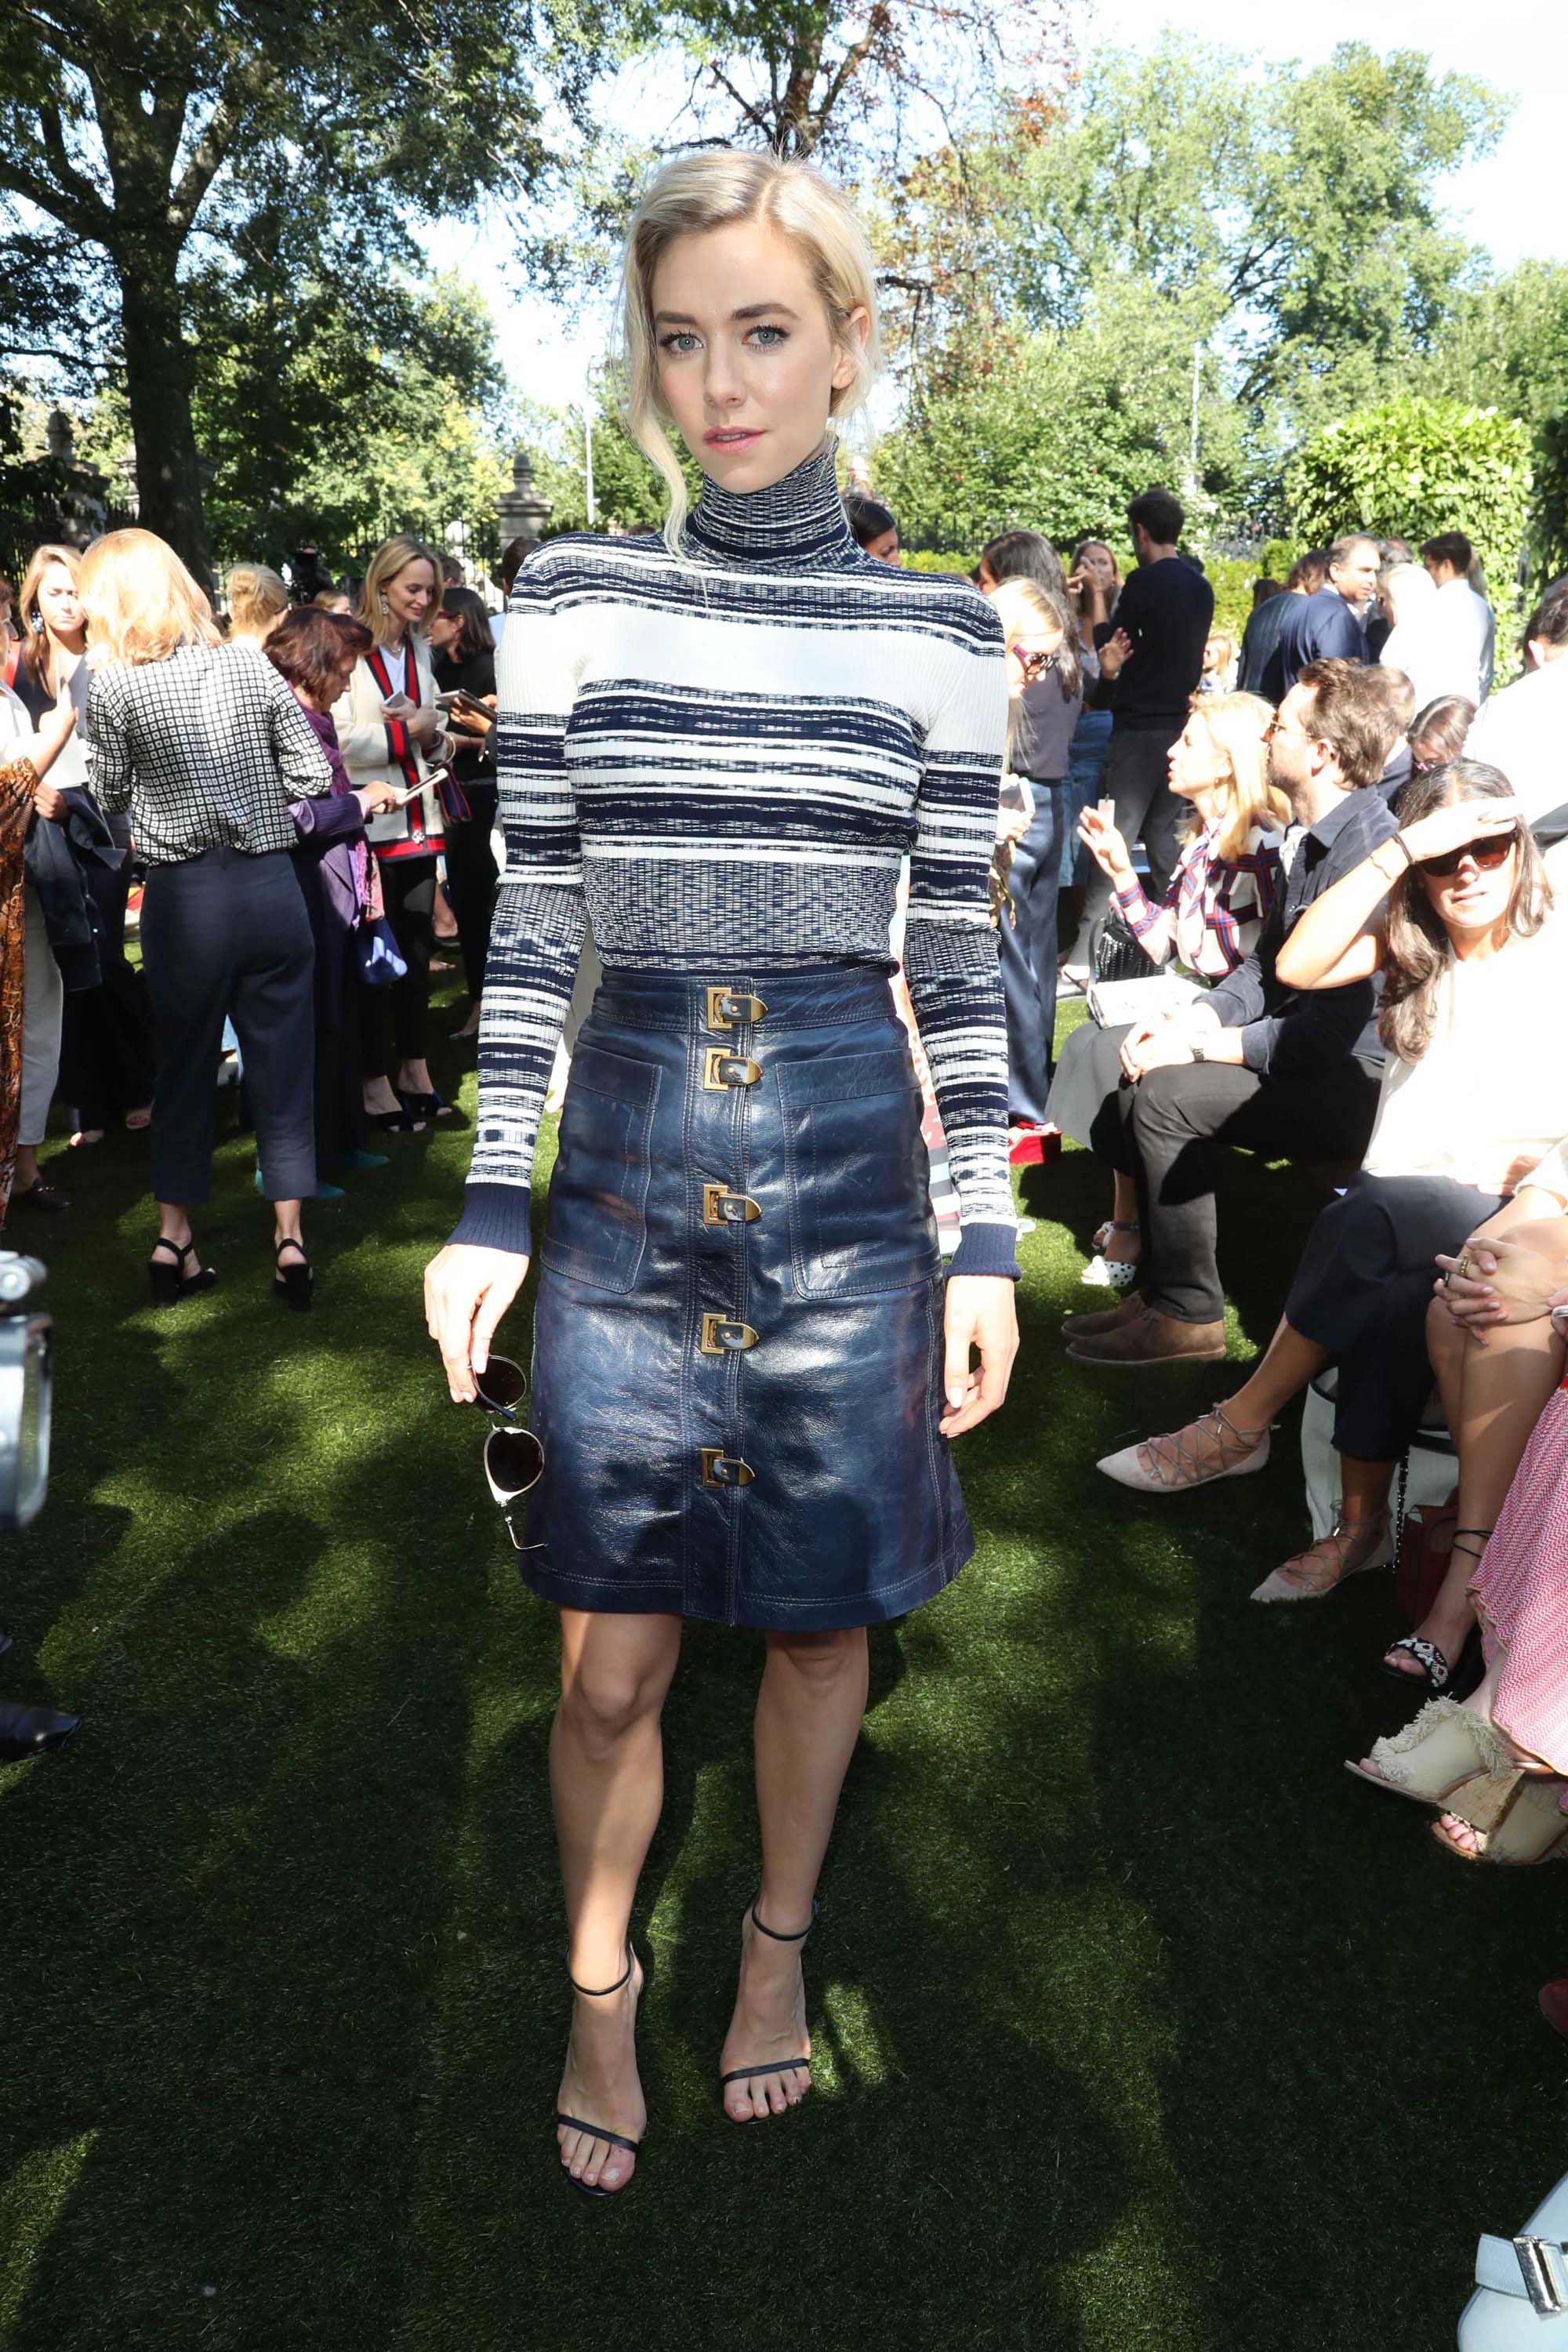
[0,0,608,576]
[1284,397,1532,608]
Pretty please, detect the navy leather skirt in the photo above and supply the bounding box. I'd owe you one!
[521,964,975,1629]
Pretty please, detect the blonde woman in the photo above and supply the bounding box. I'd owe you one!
[332,534,456,1130]
[226,563,289,648]
[988,577,1082,1143]
[78,528,333,1308]
[13,541,154,1149]
[1050,692,1286,1288]
[424,151,1017,2196]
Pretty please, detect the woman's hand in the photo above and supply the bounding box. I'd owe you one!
[940,1274,1018,1438]
[1096,627,1134,681]
[30,779,67,822]
[1395,795,1523,869]
[1433,1228,1568,1341]
[1077,804,1134,887]
[405,703,443,748]
[355,782,401,815]
[425,1243,529,1400]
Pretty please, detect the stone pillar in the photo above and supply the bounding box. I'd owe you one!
[495,450,553,557]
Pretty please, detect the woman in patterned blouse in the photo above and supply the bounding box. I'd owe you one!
[1049,693,1288,1290]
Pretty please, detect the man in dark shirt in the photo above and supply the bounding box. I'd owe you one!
[1065,659,1399,1365]
[1237,551,1327,694]
[1267,535,1380,699]
[1065,486,1213,969]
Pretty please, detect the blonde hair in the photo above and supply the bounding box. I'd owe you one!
[16,542,81,687]
[357,535,442,648]
[77,529,221,667]
[619,151,882,556]
[1185,692,1290,862]
[227,562,289,641]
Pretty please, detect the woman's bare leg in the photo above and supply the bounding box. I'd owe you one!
[1338,1454,1395,1528]
[1105,1171,1141,1265]
[1386,1300,1567,1682]
[721,1627,869,2122]
[1223,1317,1333,1430]
[551,1608,683,2191]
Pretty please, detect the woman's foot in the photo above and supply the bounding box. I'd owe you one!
[1081,1219,1142,1290]
[362,1078,401,1118]
[1098,1401,1269,1493]
[124,1104,151,1131]
[452,1004,481,1040]
[1382,1541,1484,1684]
[1251,1513,1387,1602]
[720,1904,812,2122]
[557,1952,646,2193]
[67,1127,105,1149]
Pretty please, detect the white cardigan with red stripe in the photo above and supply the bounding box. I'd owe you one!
[330,632,446,860]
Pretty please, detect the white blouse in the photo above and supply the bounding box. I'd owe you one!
[1363,882,1568,1196]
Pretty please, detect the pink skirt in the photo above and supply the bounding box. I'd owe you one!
[1471,1385,1568,1771]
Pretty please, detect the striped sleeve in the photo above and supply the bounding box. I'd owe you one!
[901,604,1018,1279]
[450,554,586,1256]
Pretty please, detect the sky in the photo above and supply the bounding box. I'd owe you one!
[423,2,1568,427]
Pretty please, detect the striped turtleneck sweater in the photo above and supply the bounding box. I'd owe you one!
[452,443,1018,1279]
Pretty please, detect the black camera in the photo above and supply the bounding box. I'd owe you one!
[0,1252,50,1534]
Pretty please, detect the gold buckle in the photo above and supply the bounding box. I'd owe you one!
[699,1314,758,1355]
[701,1182,760,1225]
[703,1050,762,1091]
[700,1448,755,1490]
[706,987,768,1029]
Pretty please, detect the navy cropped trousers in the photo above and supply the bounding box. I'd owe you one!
[139,845,316,1205]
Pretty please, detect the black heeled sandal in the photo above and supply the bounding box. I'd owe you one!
[1381,1530,1491,1693]
[273,1236,314,1312]
[720,1895,818,2114]
[365,1105,426,1134]
[147,1237,217,1308]
[557,1947,644,2199]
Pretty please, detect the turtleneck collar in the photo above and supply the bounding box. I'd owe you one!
[685,441,860,573]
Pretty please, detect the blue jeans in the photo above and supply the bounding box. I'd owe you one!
[998,784,1064,1124]
[1062,708,1113,885]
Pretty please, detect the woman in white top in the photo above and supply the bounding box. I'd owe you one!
[1378,562,1450,713]
[1096,759,1568,1611]
[332,535,457,1131]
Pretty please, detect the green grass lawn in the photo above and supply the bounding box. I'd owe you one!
[3,991,1563,2352]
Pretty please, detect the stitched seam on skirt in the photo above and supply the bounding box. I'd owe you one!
[679,1036,701,1617]
[923,1276,947,1555]
[741,1542,971,1606]
[725,1055,748,1626]
[593,1000,890,1034]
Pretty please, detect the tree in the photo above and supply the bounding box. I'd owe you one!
[1285,397,1532,614]
[0,0,602,580]
[876,38,1507,452]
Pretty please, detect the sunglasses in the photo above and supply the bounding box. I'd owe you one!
[1417,829,1519,879]
[1012,645,1059,682]
[463,1356,544,1550]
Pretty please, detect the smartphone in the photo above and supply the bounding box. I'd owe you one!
[1097,797,1116,825]
[380,692,414,718]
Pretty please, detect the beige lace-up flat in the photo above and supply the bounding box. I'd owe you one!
[1250,1514,1388,1602]
[1098,1402,1271,1494]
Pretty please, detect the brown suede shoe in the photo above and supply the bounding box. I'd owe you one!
[1066,1303,1227,1366]
[1061,1291,1147,1342]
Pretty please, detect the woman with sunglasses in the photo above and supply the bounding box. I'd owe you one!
[424,152,1016,2200]
[1096,760,1568,1603]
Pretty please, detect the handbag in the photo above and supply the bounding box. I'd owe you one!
[1395,1488,1458,1625]
[1085,904,1202,1028]
[355,916,408,988]
[1460,2171,1568,2345]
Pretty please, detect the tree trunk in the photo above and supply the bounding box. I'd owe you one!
[117,256,212,593]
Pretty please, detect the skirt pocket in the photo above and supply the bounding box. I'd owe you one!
[540,1041,661,1294]
[779,1045,940,1300]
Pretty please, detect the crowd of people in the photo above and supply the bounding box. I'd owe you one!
[3,471,1567,2004]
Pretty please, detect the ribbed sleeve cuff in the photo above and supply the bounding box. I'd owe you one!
[946,1222,1021,1280]
[448,1181,533,1257]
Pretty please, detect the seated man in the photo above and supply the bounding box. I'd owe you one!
[1066,659,1398,1366]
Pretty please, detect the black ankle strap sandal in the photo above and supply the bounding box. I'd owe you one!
[273,1236,314,1313]
[557,1947,644,2199]
[147,1237,217,1308]
[720,1896,819,2102]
